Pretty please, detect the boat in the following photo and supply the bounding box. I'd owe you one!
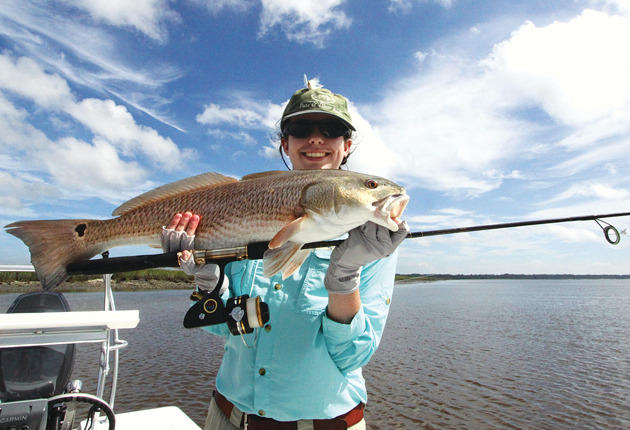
[0,264,202,430]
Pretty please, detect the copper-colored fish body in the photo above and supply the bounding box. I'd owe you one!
[6,170,408,289]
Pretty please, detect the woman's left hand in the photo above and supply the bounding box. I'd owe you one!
[325,220,409,294]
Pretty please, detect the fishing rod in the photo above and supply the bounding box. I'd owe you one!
[66,210,630,276]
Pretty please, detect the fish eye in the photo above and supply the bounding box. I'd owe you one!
[365,179,379,189]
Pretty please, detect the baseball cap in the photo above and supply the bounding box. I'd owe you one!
[281,80,355,131]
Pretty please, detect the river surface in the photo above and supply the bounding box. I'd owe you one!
[2,279,629,429]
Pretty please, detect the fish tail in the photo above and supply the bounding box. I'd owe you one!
[5,219,106,290]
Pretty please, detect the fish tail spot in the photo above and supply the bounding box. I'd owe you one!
[75,223,87,237]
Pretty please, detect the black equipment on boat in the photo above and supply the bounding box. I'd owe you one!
[0,292,75,403]
[0,292,115,430]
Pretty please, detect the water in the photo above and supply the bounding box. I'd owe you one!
[365,280,630,429]
[2,280,629,429]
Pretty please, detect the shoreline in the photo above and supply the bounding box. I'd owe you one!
[0,279,193,294]
[2,274,629,294]
[395,274,630,282]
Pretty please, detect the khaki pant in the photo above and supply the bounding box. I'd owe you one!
[203,398,366,430]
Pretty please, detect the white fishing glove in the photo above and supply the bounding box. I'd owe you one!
[325,220,409,294]
[160,228,227,294]
[161,227,195,253]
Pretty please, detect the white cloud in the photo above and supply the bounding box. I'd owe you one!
[0,54,191,210]
[363,6,630,196]
[189,0,352,47]
[0,54,185,171]
[539,182,630,206]
[0,93,51,150]
[67,98,183,167]
[589,0,630,15]
[206,129,258,146]
[344,105,401,178]
[555,108,630,150]
[414,51,428,63]
[436,208,473,216]
[260,140,281,160]
[107,89,185,132]
[37,137,146,192]
[482,9,630,126]
[197,103,267,128]
[196,95,286,161]
[196,97,284,131]
[388,0,453,13]
[0,195,36,217]
[60,0,179,42]
[0,56,72,108]
[546,224,602,243]
[551,139,630,176]
[259,0,352,46]
[365,58,535,194]
[0,1,183,128]
[0,2,180,88]
[0,171,58,217]
[192,0,253,14]
[484,169,524,180]
[0,96,149,206]
[230,150,247,160]
[408,213,478,230]
[526,199,630,220]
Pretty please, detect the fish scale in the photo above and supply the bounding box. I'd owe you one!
[5,170,408,290]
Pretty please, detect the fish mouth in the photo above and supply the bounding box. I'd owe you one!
[373,193,409,230]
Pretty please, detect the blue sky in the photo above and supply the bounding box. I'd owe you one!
[1,0,629,274]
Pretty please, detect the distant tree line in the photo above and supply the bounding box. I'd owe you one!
[0,269,191,284]
[3,271,629,285]
[395,273,630,281]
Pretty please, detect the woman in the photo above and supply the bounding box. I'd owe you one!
[162,81,408,429]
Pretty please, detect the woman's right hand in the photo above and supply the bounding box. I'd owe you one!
[161,212,228,293]
[161,211,200,252]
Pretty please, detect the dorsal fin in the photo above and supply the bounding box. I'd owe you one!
[112,172,237,216]
[241,171,287,181]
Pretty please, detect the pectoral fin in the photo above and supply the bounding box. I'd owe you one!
[263,242,310,279]
[268,216,307,249]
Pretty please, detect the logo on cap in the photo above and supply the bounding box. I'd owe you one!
[311,91,335,104]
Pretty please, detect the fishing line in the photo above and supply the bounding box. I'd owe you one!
[239,259,261,349]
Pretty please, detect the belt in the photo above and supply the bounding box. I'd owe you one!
[213,391,364,430]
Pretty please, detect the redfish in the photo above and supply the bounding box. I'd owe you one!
[6,170,409,290]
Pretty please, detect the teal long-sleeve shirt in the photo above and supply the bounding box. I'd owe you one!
[200,248,397,421]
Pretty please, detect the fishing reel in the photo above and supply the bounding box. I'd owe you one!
[180,248,270,334]
[183,269,270,335]
[184,288,270,335]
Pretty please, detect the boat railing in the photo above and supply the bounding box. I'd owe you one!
[0,264,138,411]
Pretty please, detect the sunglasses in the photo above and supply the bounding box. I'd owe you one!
[283,119,351,139]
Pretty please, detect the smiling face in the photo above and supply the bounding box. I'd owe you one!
[281,113,352,170]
